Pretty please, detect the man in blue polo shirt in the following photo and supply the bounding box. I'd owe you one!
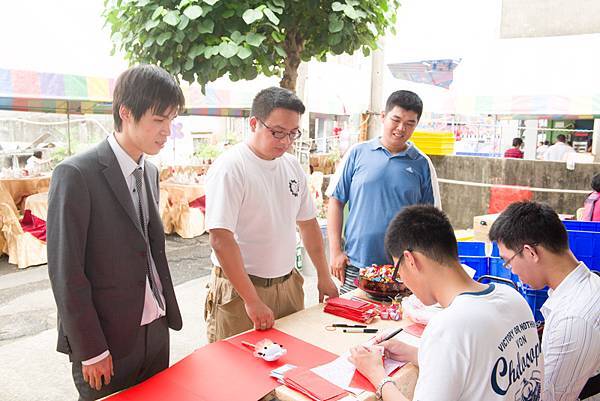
[327,90,440,293]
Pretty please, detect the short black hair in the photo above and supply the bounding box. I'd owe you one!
[385,205,458,265]
[512,137,523,147]
[592,173,600,192]
[33,151,42,158]
[556,134,567,142]
[384,90,423,120]
[544,140,550,146]
[112,64,185,132]
[251,87,305,120]
[489,201,569,254]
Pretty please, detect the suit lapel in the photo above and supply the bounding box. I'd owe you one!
[97,140,145,238]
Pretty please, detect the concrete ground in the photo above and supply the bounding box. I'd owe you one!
[0,234,321,401]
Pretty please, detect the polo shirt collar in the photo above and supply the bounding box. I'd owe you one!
[369,137,419,159]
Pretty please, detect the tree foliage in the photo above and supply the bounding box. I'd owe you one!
[104,0,400,92]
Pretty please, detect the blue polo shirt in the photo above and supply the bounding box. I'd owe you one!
[331,138,434,268]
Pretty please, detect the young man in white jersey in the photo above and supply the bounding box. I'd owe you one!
[349,205,542,401]
[204,87,339,342]
[490,201,600,401]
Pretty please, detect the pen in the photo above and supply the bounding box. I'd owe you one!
[380,327,404,342]
[332,324,368,328]
[343,328,379,333]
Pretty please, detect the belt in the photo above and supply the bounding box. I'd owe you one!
[213,266,294,288]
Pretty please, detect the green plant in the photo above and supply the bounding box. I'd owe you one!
[194,143,221,160]
[103,0,400,92]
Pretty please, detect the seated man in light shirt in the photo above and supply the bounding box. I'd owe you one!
[25,150,48,174]
[490,201,600,401]
[350,205,542,401]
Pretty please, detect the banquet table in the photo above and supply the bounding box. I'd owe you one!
[23,192,48,220]
[159,182,205,204]
[0,174,51,207]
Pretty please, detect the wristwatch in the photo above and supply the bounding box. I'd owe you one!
[375,377,396,400]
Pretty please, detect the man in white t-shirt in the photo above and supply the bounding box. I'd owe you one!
[204,87,339,342]
[349,205,542,401]
[544,134,576,161]
[490,201,600,401]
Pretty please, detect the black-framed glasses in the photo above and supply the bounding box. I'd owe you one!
[393,248,413,274]
[258,118,303,141]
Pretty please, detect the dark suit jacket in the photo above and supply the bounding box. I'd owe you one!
[47,139,182,362]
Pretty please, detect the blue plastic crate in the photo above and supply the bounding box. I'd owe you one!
[491,242,500,257]
[457,241,486,256]
[459,256,489,279]
[489,257,521,285]
[520,286,549,322]
[563,220,600,232]
[568,231,600,271]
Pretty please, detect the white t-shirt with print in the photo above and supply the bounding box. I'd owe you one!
[414,283,543,401]
[205,142,316,278]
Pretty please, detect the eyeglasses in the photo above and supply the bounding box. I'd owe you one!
[502,247,524,270]
[394,248,413,273]
[257,118,303,141]
[502,243,537,270]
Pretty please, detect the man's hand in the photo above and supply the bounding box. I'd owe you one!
[375,338,419,365]
[317,276,339,302]
[329,250,349,283]
[348,345,386,385]
[82,354,113,391]
[245,298,275,331]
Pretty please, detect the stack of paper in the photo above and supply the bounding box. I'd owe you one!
[323,297,377,323]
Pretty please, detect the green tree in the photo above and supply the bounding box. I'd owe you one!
[103,0,400,92]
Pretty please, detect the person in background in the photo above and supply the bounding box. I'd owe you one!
[47,65,184,400]
[544,134,576,161]
[326,90,440,294]
[349,205,542,401]
[504,137,524,159]
[583,172,600,221]
[204,86,338,343]
[25,150,50,174]
[489,201,600,401]
[536,140,550,160]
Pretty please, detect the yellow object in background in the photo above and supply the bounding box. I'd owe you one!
[454,229,475,242]
[411,131,455,155]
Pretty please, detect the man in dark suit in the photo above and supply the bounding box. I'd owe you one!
[47,65,184,400]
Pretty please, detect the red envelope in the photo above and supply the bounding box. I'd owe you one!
[323,297,377,323]
[349,369,377,393]
[283,367,348,401]
[404,323,426,338]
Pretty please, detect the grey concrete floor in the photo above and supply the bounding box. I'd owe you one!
[0,233,321,401]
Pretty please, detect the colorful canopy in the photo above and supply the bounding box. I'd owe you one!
[0,68,253,116]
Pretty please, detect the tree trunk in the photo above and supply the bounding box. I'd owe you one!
[280,31,304,92]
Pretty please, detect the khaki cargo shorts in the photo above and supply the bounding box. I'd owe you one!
[204,266,305,343]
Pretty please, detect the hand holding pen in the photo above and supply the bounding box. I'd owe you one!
[374,327,419,364]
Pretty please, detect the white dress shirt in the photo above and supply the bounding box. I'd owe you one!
[541,262,600,401]
[543,142,576,162]
[82,135,166,366]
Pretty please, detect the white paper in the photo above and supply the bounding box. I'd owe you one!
[311,346,406,395]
